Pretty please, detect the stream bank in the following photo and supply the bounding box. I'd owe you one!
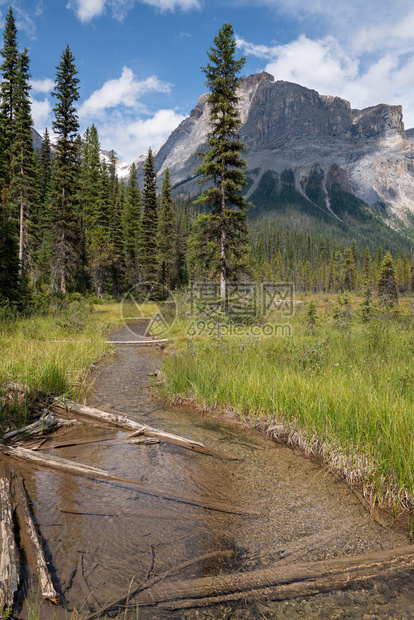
[11,323,414,619]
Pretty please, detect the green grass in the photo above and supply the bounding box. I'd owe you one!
[0,301,138,435]
[161,299,414,513]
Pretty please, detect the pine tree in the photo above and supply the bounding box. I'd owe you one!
[50,45,80,293]
[9,48,38,278]
[156,168,176,289]
[0,181,20,303]
[109,177,124,298]
[138,148,158,282]
[0,7,19,184]
[122,162,141,286]
[196,23,249,302]
[361,280,374,322]
[38,127,52,205]
[80,124,102,240]
[306,299,318,335]
[342,247,357,291]
[362,246,371,283]
[378,251,398,307]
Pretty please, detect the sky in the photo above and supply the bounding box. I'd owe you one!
[2,0,414,162]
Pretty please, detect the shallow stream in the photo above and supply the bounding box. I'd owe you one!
[15,323,414,618]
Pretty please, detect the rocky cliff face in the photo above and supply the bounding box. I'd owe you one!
[143,72,414,227]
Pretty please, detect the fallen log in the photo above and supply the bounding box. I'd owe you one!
[133,544,414,609]
[51,400,234,459]
[0,467,20,613]
[4,412,69,441]
[85,549,236,620]
[12,472,59,604]
[0,445,256,517]
[42,436,160,450]
[106,339,169,345]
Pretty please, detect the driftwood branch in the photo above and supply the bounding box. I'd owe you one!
[42,436,160,450]
[4,412,70,441]
[85,549,236,620]
[0,468,20,613]
[51,400,233,459]
[12,472,59,604]
[133,544,414,610]
[0,445,256,516]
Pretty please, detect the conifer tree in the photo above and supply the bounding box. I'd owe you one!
[363,247,371,283]
[361,280,374,322]
[342,247,357,291]
[9,48,38,278]
[306,299,318,335]
[50,45,80,293]
[80,124,102,239]
[109,176,125,298]
[196,22,249,302]
[38,127,52,204]
[378,251,398,307]
[0,181,20,302]
[0,7,18,183]
[138,148,158,282]
[156,168,176,288]
[122,162,141,286]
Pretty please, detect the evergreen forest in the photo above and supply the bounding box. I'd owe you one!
[1,7,413,312]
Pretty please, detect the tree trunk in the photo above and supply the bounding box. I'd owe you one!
[220,174,226,303]
[133,544,414,610]
[12,473,59,603]
[0,445,256,516]
[51,399,233,459]
[0,468,20,613]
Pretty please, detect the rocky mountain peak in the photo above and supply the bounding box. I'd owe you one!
[137,72,414,228]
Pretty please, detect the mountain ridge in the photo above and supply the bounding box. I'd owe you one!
[136,72,414,240]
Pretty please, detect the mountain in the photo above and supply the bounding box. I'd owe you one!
[140,71,414,250]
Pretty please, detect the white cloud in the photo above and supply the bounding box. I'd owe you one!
[238,30,414,129]
[234,0,413,40]
[140,0,200,11]
[67,0,200,22]
[66,0,106,22]
[30,78,55,93]
[30,96,52,129]
[98,108,186,161]
[79,67,172,117]
[353,9,414,55]
[238,35,358,98]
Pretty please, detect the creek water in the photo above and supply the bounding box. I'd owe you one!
[14,323,414,619]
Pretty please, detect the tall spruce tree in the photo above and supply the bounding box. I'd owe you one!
[156,168,176,288]
[38,128,52,204]
[0,7,18,184]
[50,45,80,293]
[196,22,249,301]
[138,148,158,282]
[378,251,399,307]
[80,124,102,240]
[122,162,141,286]
[9,47,38,278]
[0,181,20,302]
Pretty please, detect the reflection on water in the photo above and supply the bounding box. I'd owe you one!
[14,324,414,619]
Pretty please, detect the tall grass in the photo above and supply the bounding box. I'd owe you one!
[0,301,128,434]
[161,302,414,512]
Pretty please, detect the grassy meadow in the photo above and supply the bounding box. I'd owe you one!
[3,292,414,517]
[161,294,414,514]
[0,300,127,434]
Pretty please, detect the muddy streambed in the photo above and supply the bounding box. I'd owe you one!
[14,324,414,618]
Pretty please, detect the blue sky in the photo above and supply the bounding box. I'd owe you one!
[2,0,414,161]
